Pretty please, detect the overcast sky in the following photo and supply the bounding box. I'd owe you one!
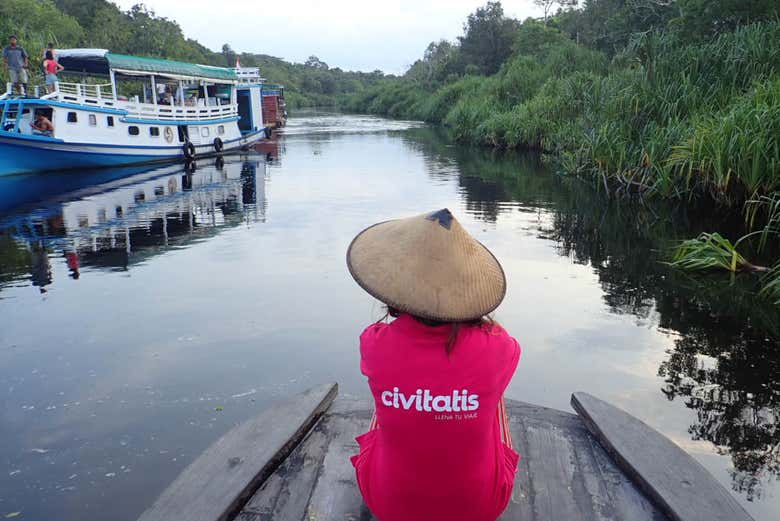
[113,1,544,74]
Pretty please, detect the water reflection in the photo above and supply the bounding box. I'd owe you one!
[404,128,780,501]
[0,157,267,294]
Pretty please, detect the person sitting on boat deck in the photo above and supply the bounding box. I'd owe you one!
[160,85,175,105]
[43,51,63,93]
[347,208,521,521]
[3,35,29,96]
[31,112,54,136]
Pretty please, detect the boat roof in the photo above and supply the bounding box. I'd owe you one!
[56,49,237,83]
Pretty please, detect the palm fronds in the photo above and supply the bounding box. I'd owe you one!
[760,263,780,303]
[669,233,751,272]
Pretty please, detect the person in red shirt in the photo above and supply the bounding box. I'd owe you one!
[347,208,521,521]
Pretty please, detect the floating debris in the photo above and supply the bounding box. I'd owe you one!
[8,470,21,476]
[105,472,116,478]
[30,448,49,454]
[4,513,21,519]
[215,406,224,412]
[231,389,257,399]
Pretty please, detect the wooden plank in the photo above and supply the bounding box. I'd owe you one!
[304,412,377,521]
[240,401,374,521]
[501,401,664,521]
[237,425,330,521]
[137,383,339,521]
[582,433,670,521]
[571,392,754,521]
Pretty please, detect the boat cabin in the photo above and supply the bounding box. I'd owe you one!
[1,50,252,144]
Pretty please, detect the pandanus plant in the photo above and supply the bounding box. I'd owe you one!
[670,194,780,303]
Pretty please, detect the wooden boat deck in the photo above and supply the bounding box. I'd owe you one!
[137,383,753,521]
[237,396,665,521]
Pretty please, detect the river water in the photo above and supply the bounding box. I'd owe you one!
[0,111,778,520]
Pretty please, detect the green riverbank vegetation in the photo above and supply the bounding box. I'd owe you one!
[0,0,389,108]
[341,1,780,302]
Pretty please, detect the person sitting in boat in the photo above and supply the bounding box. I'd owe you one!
[347,209,521,521]
[31,112,54,136]
[43,51,63,93]
[157,84,169,104]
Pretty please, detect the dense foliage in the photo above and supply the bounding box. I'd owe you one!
[0,0,388,107]
[342,0,780,299]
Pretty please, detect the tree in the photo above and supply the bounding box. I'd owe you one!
[406,40,460,88]
[305,55,329,70]
[673,0,779,37]
[554,0,677,56]
[458,2,519,75]
[221,44,236,67]
[88,4,132,51]
[534,0,578,23]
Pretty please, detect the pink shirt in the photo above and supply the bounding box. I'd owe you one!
[351,314,521,521]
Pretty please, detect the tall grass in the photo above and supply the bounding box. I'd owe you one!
[353,21,780,207]
[670,78,780,200]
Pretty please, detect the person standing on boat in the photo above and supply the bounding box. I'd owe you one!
[43,51,63,93]
[3,35,29,96]
[348,209,521,521]
[40,42,55,71]
[42,42,55,61]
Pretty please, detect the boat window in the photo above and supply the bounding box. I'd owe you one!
[128,126,140,136]
[150,127,160,137]
[67,112,78,123]
[201,127,210,138]
[107,116,114,127]
[218,125,225,135]
[89,114,97,126]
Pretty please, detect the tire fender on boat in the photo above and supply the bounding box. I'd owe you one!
[183,141,196,160]
[213,137,224,153]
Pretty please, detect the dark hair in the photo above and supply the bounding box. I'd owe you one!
[47,42,54,48]
[9,35,17,40]
[45,51,53,60]
[384,306,491,355]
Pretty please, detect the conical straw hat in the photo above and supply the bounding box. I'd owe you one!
[347,209,506,322]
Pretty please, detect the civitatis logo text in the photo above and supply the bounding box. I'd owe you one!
[380,388,479,412]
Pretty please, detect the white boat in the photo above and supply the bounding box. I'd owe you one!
[0,49,273,176]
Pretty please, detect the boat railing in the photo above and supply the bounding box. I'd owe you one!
[57,82,116,104]
[51,82,238,121]
[233,67,265,84]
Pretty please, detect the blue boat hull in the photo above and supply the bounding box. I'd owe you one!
[0,141,161,176]
[0,129,265,177]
